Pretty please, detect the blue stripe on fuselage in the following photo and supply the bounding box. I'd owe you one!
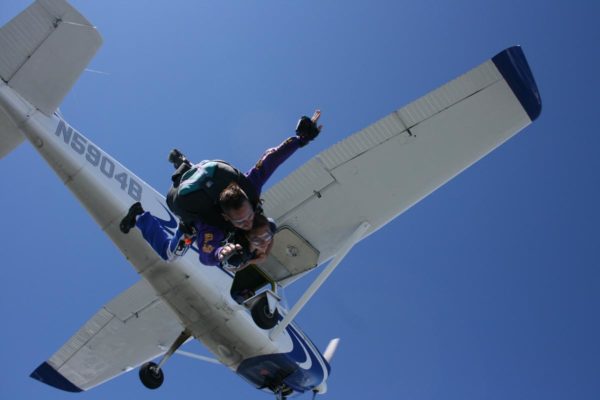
[236,324,330,393]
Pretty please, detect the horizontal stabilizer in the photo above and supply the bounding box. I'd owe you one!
[0,104,23,158]
[0,0,102,116]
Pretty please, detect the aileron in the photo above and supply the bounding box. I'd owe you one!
[263,47,540,266]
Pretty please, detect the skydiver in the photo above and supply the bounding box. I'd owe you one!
[226,214,277,303]
[220,213,276,271]
[119,110,322,267]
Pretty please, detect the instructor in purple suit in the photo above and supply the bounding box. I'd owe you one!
[120,110,323,268]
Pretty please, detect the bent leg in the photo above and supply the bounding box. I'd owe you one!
[136,212,172,260]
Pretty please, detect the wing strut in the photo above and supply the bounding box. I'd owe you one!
[174,350,220,364]
[270,222,371,340]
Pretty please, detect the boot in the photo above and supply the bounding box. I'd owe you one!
[120,202,144,234]
[168,149,191,169]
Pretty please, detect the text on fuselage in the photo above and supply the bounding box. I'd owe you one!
[54,120,143,201]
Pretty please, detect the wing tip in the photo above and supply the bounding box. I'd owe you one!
[30,362,83,393]
[492,45,542,122]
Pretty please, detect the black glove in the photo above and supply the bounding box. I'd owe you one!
[295,116,320,147]
[168,148,190,169]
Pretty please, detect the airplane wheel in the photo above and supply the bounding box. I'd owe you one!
[251,296,279,329]
[139,362,164,389]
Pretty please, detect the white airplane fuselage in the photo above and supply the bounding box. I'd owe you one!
[0,81,329,395]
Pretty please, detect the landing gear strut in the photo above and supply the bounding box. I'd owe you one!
[138,331,191,390]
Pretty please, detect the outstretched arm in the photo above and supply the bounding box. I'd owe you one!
[245,136,301,193]
[246,110,322,193]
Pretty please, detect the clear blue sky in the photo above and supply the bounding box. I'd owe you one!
[1,1,599,399]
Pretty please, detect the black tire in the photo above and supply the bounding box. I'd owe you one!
[251,296,279,330]
[139,362,164,390]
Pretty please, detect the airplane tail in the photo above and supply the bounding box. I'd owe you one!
[0,0,102,158]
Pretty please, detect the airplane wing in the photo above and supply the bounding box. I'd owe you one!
[30,279,185,392]
[260,46,541,283]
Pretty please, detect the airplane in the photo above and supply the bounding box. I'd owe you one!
[0,0,541,398]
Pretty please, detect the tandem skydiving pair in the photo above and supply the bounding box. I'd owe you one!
[119,110,323,272]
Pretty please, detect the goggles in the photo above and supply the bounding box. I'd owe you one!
[249,231,273,246]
